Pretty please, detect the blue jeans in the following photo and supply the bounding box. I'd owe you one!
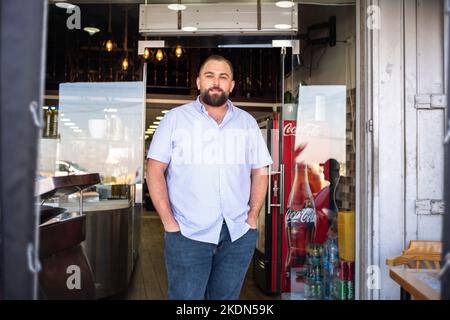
[164,222,258,300]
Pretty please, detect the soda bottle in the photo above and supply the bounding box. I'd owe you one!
[346,261,355,300]
[285,162,316,295]
[323,235,338,299]
[285,163,316,268]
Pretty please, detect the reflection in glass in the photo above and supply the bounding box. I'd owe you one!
[40,82,145,187]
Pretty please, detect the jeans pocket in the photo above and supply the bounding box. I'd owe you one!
[165,230,181,234]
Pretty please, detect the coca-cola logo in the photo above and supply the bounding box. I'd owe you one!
[283,123,296,136]
[283,122,321,137]
[285,207,316,224]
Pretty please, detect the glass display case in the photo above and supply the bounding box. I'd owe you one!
[38,81,146,298]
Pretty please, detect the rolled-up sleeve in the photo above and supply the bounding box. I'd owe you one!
[249,120,273,169]
[147,111,174,164]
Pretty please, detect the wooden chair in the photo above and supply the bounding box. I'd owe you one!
[386,240,442,300]
[386,240,442,270]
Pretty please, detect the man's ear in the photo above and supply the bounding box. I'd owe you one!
[196,77,200,90]
[230,80,235,93]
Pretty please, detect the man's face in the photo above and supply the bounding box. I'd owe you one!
[196,60,235,107]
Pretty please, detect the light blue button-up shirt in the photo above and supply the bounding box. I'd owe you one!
[147,97,273,244]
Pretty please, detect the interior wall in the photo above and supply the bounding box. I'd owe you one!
[285,4,356,94]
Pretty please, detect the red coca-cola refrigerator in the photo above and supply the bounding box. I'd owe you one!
[252,111,314,296]
[253,86,349,299]
[252,113,282,295]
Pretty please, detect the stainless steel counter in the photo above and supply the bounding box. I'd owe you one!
[81,199,141,299]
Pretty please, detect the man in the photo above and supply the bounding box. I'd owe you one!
[146,55,273,300]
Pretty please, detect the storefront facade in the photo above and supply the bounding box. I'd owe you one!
[0,0,448,300]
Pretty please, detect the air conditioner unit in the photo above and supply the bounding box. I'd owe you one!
[139,3,298,35]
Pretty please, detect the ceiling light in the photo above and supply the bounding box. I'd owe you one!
[153,121,160,125]
[168,4,187,11]
[182,26,198,32]
[73,129,83,133]
[276,1,295,8]
[122,57,129,71]
[161,110,169,114]
[60,118,71,122]
[274,24,292,30]
[150,125,158,129]
[105,39,114,52]
[155,49,164,62]
[64,122,76,126]
[171,45,186,60]
[156,116,164,120]
[55,2,75,9]
[83,27,100,36]
[144,48,151,60]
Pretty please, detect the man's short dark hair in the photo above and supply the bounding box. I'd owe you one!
[199,55,234,79]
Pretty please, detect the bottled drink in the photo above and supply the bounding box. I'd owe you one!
[322,235,339,299]
[285,162,317,296]
[346,261,355,300]
[285,163,316,268]
[52,107,58,137]
[338,261,348,300]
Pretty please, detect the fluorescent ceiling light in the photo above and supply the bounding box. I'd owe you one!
[156,116,164,120]
[218,44,272,48]
[150,125,158,129]
[182,26,198,32]
[161,110,169,114]
[55,2,75,9]
[60,118,71,122]
[276,1,295,8]
[73,129,83,133]
[274,24,292,30]
[83,27,100,36]
[64,122,76,126]
[153,121,160,125]
[168,4,186,11]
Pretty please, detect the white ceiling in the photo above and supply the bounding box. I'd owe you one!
[51,1,355,5]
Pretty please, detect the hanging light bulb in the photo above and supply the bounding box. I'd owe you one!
[155,49,164,62]
[144,47,151,60]
[175,46,183,58]
[103,4,115,52]
[105,39,113,52]
[122,57,129,71]
[121,7,129,72]
[170,45,186,61]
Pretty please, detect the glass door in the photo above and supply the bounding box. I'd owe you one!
[280,3,356,300]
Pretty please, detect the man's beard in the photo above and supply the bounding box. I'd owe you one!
[200,88,229,107]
